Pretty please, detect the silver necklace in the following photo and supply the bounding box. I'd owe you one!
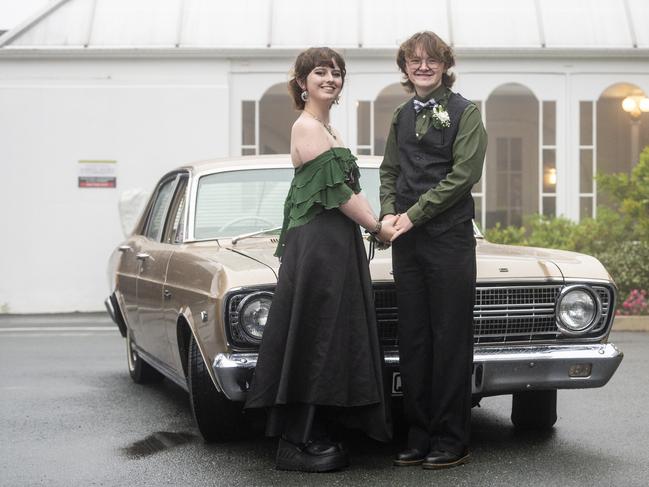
[304,109,337,140]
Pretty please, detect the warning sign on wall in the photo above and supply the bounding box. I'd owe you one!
[78,160,117,188]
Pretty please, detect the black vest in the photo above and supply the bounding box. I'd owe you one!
[395,91,475,236]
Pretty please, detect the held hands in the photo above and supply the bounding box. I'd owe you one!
[369,213,414,248]
[380,213,413,242]
[390,213,413,241]
[366,215,395,250]
[377,217,397,244]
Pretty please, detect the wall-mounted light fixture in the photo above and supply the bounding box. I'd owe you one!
[543,167,557,191]
[622,96,649,119]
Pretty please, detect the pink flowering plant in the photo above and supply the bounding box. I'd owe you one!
[617,289,648,316]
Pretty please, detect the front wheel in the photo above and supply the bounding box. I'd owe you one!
[188,335,248,442]
[511,390,557,430]
[126,328,164,384]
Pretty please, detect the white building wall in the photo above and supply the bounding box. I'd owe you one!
[0,58,230,313]
[1,53,648,313]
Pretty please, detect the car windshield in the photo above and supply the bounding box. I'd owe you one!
[194,167,382,240]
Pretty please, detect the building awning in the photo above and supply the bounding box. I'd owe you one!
[1,0,647,56]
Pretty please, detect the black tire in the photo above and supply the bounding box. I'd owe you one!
[511,390,558,430]
[188,336,247,442]
[126,328,164,384]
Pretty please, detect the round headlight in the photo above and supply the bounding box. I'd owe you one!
[237,292,273,342]
[556,285,601,336]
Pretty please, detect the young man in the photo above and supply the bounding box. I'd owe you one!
[380,31,487,469]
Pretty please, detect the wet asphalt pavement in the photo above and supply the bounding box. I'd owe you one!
[1,314,648,487]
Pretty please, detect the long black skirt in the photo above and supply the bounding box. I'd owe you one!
[244,209,391,443]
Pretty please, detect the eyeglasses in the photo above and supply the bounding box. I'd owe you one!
[407,58,442,69]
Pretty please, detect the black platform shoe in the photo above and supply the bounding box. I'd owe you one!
[275,438,349,472]
[393,447,428,466]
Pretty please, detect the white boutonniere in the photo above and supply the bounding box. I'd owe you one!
[431,105,451,129]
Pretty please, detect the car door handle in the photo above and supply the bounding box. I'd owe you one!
[136,252,152,261]
[118,245,131,252]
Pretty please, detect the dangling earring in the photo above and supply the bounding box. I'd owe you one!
[300,90,309,102]
[334,96,340,105]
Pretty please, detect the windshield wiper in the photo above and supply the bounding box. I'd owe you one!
[232,226,282,244]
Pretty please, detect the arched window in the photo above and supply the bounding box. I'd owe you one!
[485,83,555,228]
[240,82,297,155]
[356,83,410,156]
[580,83,649,218]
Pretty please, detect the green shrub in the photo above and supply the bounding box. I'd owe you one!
[569,207,632,256]
[596,241,649,298]
[483,222,527,245]
[597,146,649,243]
[523,215,578,251]
[484,214,579,251]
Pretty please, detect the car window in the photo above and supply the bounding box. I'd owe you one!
[163,176,188,244]
[144,178,176,241]
[195,169,292,239]
[193,167,382,240]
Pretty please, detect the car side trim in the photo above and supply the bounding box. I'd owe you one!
[136,346,189,392]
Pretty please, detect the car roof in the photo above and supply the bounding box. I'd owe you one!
[178,153,383,178]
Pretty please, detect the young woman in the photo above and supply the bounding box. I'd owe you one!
[245,47,394,472]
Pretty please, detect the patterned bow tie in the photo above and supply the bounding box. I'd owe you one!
[413,98,437,114]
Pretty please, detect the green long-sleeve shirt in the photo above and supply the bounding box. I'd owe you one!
[379,85,487,226]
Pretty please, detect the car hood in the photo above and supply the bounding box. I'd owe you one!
[475,239,611,282]
[219,237,611,284]
[220,237,395,282]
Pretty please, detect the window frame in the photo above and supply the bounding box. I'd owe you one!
[162,174,190,245]
[141,171,189,243]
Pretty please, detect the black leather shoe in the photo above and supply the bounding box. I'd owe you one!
[276,438,349,472]
[422,450,470,469]
[393,447,428,466]
[303,440,343,456]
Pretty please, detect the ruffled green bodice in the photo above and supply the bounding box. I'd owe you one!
[275,147,361,257]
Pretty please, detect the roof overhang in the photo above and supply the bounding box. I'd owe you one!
[1,46,648,61]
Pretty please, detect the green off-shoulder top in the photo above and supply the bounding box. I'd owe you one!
[275,147,361,257]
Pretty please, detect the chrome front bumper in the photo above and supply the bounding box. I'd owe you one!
[212,342,623,401]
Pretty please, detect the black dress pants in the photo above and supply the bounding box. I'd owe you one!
[392,219,476,455]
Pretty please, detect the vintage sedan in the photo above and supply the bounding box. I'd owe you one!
[105,155,623,441]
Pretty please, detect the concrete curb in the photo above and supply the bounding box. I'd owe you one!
[612,315,649,332]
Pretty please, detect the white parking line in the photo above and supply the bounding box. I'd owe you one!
[1,333,120,337]
[0,327,116,332]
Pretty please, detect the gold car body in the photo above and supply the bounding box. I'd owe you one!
[106,155,622,404]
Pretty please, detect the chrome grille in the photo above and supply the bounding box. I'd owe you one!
[373,284,613,346]
[473,285,560,343]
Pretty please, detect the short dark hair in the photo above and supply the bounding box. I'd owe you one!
[288,47,347,110]
[396,31,456,92]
